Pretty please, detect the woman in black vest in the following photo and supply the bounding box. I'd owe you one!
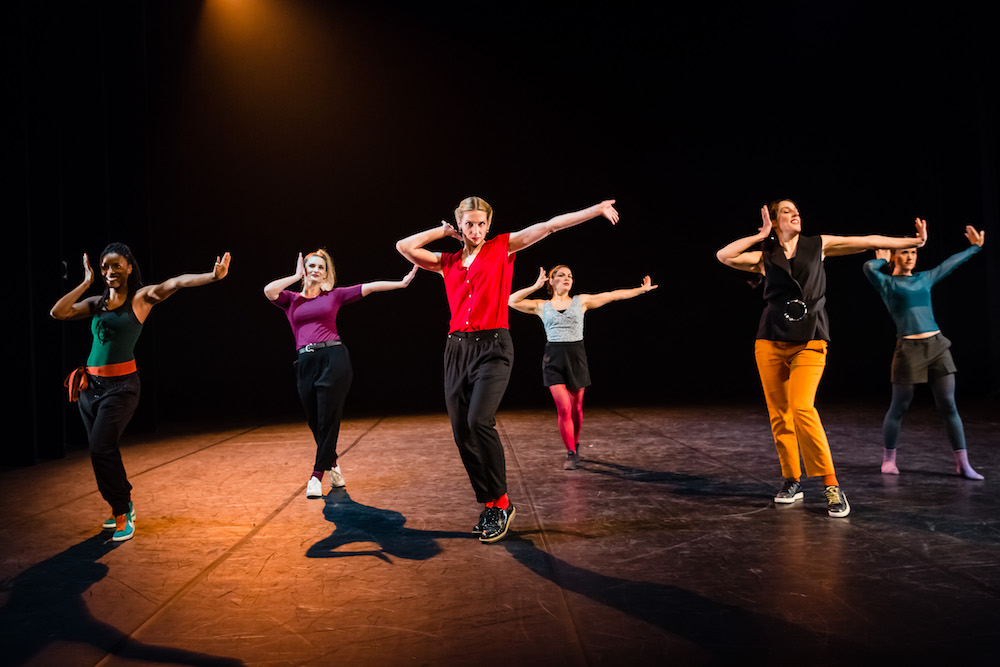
[716,200,925,517]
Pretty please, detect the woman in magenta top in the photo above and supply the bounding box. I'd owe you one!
[396,196,619,543]
[265,250,416,499]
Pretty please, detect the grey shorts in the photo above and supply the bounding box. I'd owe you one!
[890,333,956,384]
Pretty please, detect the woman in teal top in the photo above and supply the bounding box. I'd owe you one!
[51,243,231,541]
[863,223,985,479]
[509,266,657,470]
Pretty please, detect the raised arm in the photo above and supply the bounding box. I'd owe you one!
[264,253,304,301]
[138,252,231,316]
[508,267,548,316]
[715,205,772,274]
[50,253,99,320]
[822,218,927,257]
[922,225,985,285]
[507,200,619,254]
[361,264,418,296]
[579,276,658,311]
[396,221,462,273]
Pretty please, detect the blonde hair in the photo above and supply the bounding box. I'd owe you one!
[546,265,571,296]
[454,196,493,224]
[304,249,336,292]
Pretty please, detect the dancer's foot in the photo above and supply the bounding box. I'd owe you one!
[564,450,580,470]
[112,512,135,542]
[103,501,135,530]
[824,485,851,518]
[480,505,515,543]
[773,478,803,504]
[329,465,346,488]
[881,448,899,475]
[954,450,984,480]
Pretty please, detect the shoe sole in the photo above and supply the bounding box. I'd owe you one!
[773,492,804,504]
[480,507,515,544]
[112,527,135,542]
[828,503,851,518]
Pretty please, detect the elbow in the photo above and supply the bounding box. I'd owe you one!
[395,240,410,257]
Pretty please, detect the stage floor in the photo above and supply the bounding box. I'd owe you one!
[2,403,998,666]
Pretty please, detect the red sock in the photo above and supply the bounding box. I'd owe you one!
[494,494,510,510]
[312,471,324,481]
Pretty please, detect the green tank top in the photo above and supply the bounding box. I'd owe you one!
[87,296,144,367]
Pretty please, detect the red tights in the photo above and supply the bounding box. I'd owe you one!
[549,384,585,453]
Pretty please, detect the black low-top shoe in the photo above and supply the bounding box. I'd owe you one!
[473,507,491,534]
[480,505,516,543]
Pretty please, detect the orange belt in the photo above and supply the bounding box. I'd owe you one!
[64,360,138,402]
[86,360,138,377]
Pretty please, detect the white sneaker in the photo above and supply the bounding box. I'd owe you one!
[306,476,323,498]
[329,465,346,488]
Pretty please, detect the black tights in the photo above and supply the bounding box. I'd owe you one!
[882,374,966,450]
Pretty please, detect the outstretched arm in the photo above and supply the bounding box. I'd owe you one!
[138,252,231,315]
[507,200,619,254]
[579,276,658,311]
[715,205,771,274]
[50,254,99,320]
[922,225,986,285]
[822,218,927,257]
[396,221,461,273]
[508,267,548,316]
[264,253,304,301]
[361,265,418,296]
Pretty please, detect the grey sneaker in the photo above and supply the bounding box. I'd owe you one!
[824,485,851,518]
[773,479,803,504]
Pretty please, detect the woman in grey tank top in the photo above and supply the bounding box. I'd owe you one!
[509,266,657,470]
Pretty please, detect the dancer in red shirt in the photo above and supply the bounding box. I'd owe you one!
[397,196,618,542]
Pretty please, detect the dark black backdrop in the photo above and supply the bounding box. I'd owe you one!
[9,1,998,464]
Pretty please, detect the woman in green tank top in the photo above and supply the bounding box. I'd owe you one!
[51,243,231,542]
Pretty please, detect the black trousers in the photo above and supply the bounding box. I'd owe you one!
[443,329,513,503]
[297,344,353,471]
[78,372,140,516]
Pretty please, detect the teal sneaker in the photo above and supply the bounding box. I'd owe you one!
[112,510,136,542]
[103,501,135,530]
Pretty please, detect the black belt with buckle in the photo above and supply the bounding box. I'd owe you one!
[298,340,343,354]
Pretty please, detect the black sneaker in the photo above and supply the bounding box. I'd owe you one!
[564,451,580,470]
[774,478,804,504]
[473,508,490,534]
[480,505,516,543]
[824,485,851,518]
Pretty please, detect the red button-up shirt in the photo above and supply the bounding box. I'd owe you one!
[441,233,516,333]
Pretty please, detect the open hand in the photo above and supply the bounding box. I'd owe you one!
[758,205,773,239]
[213,252,232,281]
[965,225,986,247]
[594,200,619,225]
[913,218,928,247]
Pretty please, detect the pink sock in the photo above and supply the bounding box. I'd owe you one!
[881,449,899,475]
[953,450,984,480]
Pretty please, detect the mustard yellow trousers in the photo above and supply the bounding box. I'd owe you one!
[754,339,836,479]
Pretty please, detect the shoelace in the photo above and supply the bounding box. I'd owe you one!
[823,486,842,505]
